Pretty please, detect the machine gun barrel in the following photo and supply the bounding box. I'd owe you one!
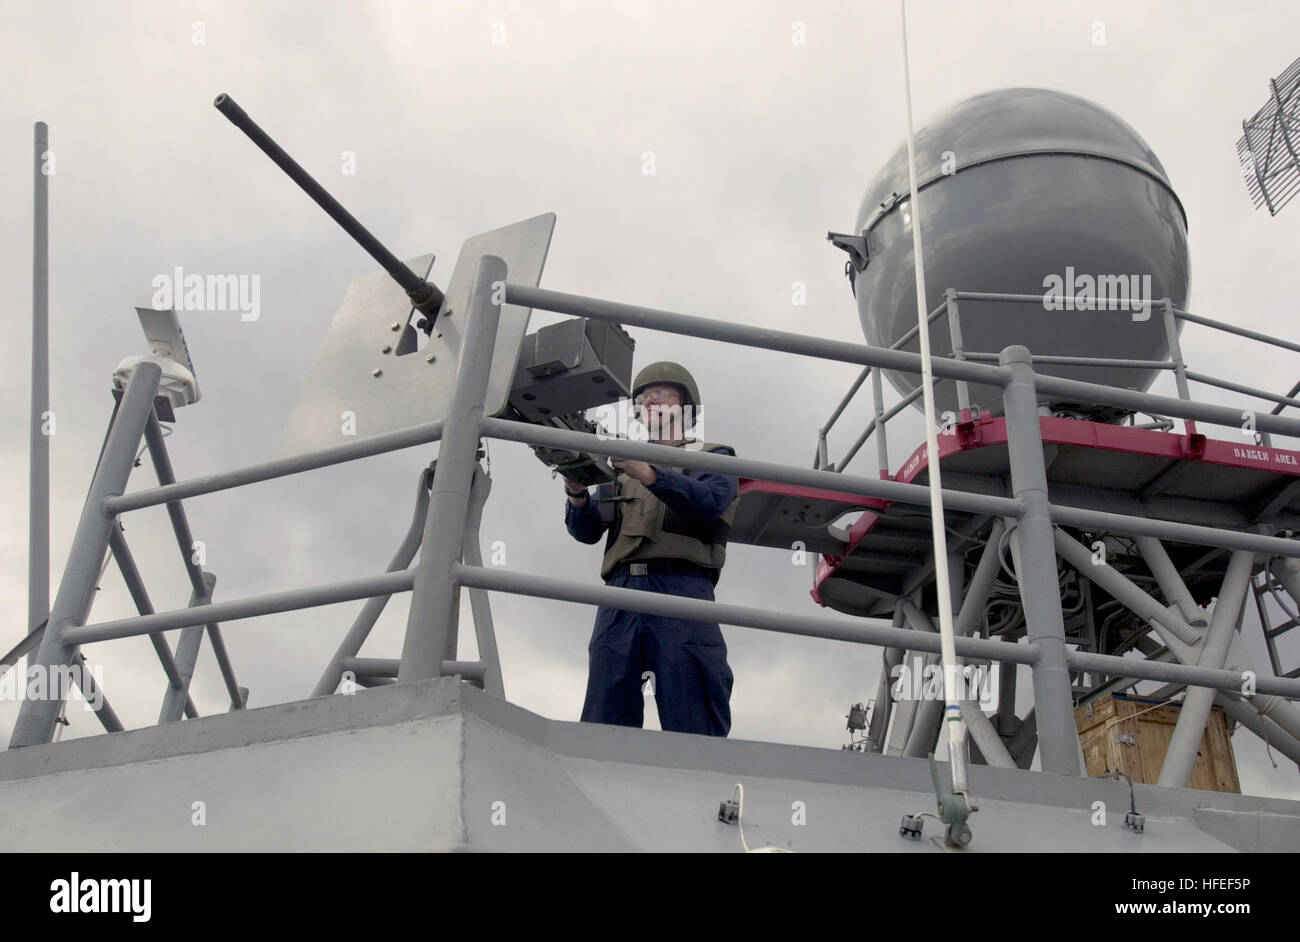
[213,93,445,318]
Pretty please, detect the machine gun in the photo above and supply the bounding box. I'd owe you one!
[214,93,634,483]
[503,316,634,486]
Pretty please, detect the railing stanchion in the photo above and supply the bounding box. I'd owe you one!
[872,366,890,477]
[1161,297,1197,437]
[946,289,971,414]
[399,256,505,682]
[999,345,1081,775]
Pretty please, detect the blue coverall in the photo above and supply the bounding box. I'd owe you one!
[565,451,737,736]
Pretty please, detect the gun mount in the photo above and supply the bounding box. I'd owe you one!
[214,93,633,478]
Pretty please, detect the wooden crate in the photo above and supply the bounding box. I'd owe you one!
[1074,693,1240,793]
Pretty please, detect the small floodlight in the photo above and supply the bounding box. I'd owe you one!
[112,307,201,418]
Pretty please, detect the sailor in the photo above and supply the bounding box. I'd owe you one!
[562,361,740,736]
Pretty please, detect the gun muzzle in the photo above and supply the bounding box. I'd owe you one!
[213,93,445,318]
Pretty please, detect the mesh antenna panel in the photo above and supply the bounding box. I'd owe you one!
[1238,56,1300,215]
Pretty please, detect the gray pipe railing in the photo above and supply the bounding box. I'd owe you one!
[18,257,1300,758]
[453,563,1300,699]
[812,287,1300,476]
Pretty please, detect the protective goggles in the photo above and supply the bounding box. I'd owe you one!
[634,388,682,406]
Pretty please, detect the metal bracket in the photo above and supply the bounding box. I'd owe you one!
[927,753,976,848]
[1181,432,1208,460]
[826,231,870,272]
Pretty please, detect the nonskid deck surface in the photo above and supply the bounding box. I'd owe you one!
[0,678,1294,851]
[726,416,1300,616]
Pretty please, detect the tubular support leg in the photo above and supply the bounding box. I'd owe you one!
[73,652,123,733]
[1054,528,1201,657]
[1000,346,1081,775]
[960,701,1016,769]
[462,463,505,698]
[1158,549,1256,787]
[956,520,1005,636]
[10,361,162,748]
[158,572,217,723]
[399,256,506,681]
[868,604,908,753]
[311,466,433,697]
[1216,692,1300,767]
[1135,535,1208,629]
[898,601,946,759]
[108,523,199,719]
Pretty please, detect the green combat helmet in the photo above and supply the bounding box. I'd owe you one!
[632,361,701,428]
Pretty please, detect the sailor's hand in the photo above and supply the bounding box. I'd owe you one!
[612,459,657,486]
[561,474,587,497]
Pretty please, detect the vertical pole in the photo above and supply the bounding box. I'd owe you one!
[898,0,967,794]
[999,344,1081,775]
[871,366,889,477]
[945,289,971,413]
[10,361,162,748]
[398,256,505,682]
[1158,549,1255,787]
[1160,299,1196,437]
[913,545,970,758]
[30,122,50,651]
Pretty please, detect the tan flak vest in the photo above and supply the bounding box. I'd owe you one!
[600,439,741,580]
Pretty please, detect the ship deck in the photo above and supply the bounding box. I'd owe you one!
[1,677,1295,851]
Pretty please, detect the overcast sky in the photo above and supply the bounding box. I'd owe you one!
[3,0,1300,802]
